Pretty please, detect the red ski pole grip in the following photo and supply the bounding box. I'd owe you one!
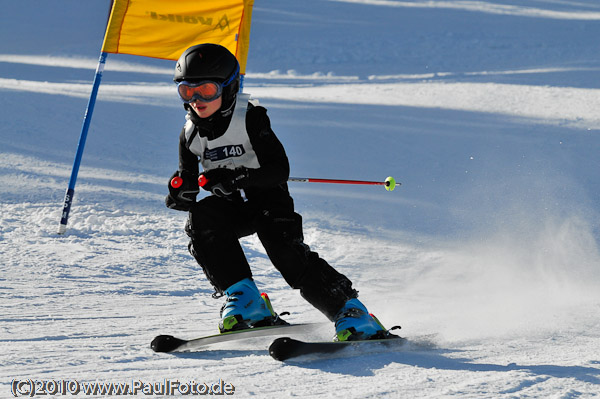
[170,176,183,189]
[198,174,209,187]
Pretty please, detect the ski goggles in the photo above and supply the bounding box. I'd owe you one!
[176,64,240,103]
[177,80,223,103]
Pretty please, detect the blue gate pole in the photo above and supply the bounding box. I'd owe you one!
[58,52,108,234]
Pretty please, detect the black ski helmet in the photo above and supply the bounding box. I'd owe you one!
[174,43,240,110]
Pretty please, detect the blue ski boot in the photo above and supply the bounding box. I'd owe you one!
[219,278,287,333]
[333,298,389,341]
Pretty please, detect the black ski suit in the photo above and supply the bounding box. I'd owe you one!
[175,97,357,320]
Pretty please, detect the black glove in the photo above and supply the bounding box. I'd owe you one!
[201,167,250,197]
[165,170,199,211]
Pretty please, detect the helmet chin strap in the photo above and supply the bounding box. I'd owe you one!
[220,94,237,118]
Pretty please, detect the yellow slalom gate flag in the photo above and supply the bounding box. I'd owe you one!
[101,0,254,74]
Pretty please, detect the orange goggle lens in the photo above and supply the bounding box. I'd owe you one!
[177,81,222,103]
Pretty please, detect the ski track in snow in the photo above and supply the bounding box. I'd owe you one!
[2,0,600,398]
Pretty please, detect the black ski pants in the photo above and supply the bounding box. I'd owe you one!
[185,195,357,320]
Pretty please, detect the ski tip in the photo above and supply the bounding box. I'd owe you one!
[269,337,296,361]
[150,334,187,353]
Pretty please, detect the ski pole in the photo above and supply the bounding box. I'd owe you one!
[172,175,399,192]
[288,176,399,191]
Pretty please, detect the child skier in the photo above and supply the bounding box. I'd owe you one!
[166,43,391,341]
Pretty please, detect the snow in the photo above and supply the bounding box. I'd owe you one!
[2,0,600,397]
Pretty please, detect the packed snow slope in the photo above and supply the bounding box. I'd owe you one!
[2,0,600,398]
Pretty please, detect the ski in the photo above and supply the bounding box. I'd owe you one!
[268,336,407,361]
[151,323,317,353]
